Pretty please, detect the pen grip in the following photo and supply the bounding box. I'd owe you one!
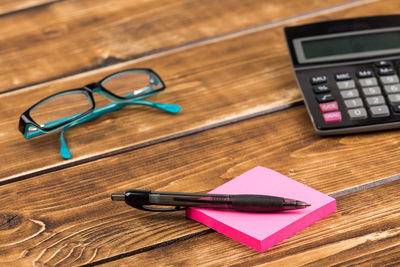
[232,195,284,212]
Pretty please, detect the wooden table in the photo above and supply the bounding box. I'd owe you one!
[1,0,399,266]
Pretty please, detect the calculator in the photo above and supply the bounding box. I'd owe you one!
[284,15,400,135]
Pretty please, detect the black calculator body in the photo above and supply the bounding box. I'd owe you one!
[285,15,400,135]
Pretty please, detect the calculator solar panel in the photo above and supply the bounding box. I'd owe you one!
[284,15,400,135]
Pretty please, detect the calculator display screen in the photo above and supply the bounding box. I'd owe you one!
[294,28,400,63]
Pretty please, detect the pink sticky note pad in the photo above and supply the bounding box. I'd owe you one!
[185,166,336,252]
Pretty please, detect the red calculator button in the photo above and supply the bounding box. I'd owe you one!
[323,111,342,123]
[319,101,339,113]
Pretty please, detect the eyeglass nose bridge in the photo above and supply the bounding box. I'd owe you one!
[83,82,101,92]
[83,82,111,102]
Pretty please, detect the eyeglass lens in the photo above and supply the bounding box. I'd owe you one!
[101,71,163,98]
[29,91,92,129]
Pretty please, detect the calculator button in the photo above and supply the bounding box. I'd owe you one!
[388,94,400,104]
[348,108,367,119]
[380,75,399,84]
[311,75,327,85]
[378,67,395,76]
[356,70,373,78]
[370,105,390,117]
[313,84,330,94]
[383,84,400,94]
[344,98,363,108]
[358,77,377,87]
[340,89,359,99]
[323,111,342,123]
[375,61,391,68]
[391,104,400,113]
[316,93,334,103]
[362,86,381,96]
[335,73,351,81]
[319,101,338,113]
[337,80,355,90]
[366,96,385,106]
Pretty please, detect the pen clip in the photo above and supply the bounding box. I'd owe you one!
[132,204,187,212]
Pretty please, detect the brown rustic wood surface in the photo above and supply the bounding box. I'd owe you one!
[0,0,56,15]
[108,180,400,266]
[1,0,397,184]
[0,0,350,93]
[1,0,400,266]
[2,106,400,266]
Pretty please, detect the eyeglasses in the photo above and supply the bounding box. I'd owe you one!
[19,68,181,159]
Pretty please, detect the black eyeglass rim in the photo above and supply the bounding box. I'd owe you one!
[19,68,165,135]
[19,88,95,134]
[97,68,166,100]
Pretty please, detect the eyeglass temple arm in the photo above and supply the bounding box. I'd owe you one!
[57,99,181,159]
[57,102,124,159]
[55,98,180,131]
[26,98,181,139]
[59,126,72,159]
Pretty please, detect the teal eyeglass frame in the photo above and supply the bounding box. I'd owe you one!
[19,68,181,159]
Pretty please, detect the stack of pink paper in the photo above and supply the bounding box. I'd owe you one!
[186,166,336,252]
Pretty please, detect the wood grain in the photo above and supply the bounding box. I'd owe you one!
[0,0,351,93]
[109,180,400,267]
[2,106,400,265]
[0,0,56,16]
[1,0,396,183]
[1,0,399,266]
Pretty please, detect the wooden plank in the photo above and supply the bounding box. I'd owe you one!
[109,180,400,266]
[0,0,56,16]
[2,106,400,265]
[1,0,393,183]
[0,0,354,93]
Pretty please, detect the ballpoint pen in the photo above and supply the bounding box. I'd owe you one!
[111,189,311,212]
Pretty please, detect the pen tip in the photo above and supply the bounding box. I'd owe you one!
[296,201,311,209]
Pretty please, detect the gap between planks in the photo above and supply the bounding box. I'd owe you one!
[0,0,63,18]
[0,0,374,185]
[0,0,390,264]
[0,0,372,95]
[0,101,303,186]
[83,172,400,266]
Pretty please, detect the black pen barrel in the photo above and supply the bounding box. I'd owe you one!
[148,191,233,209]
[232,195,285,212]
[232,195,310,212]
[111,189,310,212]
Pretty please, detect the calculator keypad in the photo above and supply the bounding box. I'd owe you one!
[306,60,400,129]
